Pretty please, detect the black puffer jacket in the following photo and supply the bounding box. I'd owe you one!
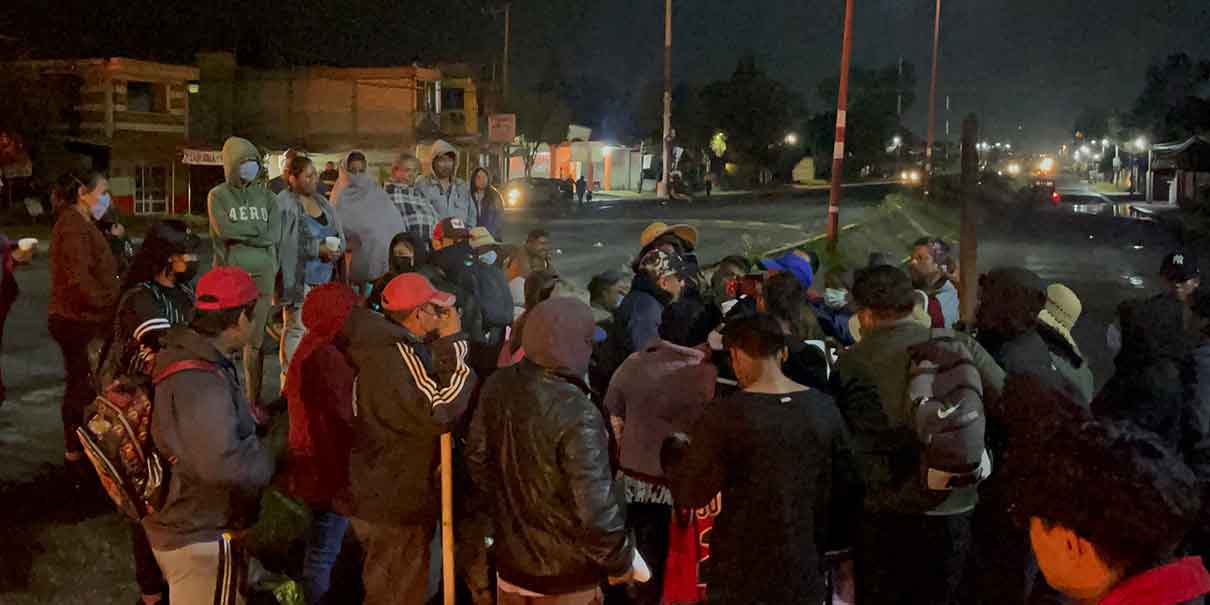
[467,358,634,594]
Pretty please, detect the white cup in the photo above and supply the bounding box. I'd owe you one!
[18,238,38,251]
[324,236,341,251]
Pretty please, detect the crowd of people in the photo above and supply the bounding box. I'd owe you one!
[11,134,1210,605]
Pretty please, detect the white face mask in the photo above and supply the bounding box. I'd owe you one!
[824,288,849,309]
[707,329,725,351]
[238,160,260,183]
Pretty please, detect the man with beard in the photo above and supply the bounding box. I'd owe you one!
[332,151,406,294]
[419,139,476,227]
[340,272,474,605]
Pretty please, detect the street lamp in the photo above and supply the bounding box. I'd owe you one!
[1134,136,1147,151]
[892,135,902,147]
[784,133,799,146]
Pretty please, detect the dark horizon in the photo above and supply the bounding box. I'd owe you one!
[5,0,1210,152]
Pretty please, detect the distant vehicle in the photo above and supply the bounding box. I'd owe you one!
[503,178,574,208]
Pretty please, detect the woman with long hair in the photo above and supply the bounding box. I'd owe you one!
[276,154,345,384]
[108,219,199,605]
[48,169,120,466]
[469,167,503,241]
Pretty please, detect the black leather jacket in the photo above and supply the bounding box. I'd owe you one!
[467,360,634,594]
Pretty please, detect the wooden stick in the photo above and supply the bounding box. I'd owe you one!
[441,432,455,605]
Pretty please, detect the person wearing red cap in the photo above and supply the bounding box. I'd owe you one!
[142,266,276,605]
[339,272,476,605]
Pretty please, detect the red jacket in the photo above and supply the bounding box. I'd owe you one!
[1100,557,1210,605]
[49,207,119,323]
[283,343,356,510]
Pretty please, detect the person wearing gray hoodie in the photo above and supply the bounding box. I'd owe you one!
[207,136,281,415]
[418,139,476,227]
[332,151,406,292]
[143,267,276,605]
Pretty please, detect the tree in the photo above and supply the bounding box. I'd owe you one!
[508,89,572,177]
[1128,53,1210,142]
[816,61,917,174]
[1072,106,1109,140]
[700,56,806,174]
[0,66,81,141]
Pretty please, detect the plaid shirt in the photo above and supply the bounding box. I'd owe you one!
[386,182,439,241]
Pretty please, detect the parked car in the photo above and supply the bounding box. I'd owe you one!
[503,177,574,208]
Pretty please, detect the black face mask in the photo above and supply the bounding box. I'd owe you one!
[391,256,415,274]
[175,261,199,285]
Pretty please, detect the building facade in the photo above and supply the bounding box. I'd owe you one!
[10,58,198,214]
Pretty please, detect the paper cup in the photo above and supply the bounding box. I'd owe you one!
[18,238,38,251]
[324,236,341,251]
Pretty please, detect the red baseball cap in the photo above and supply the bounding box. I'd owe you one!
[382,273,456,312]
[432,217,470,242]
[196,267,260,311]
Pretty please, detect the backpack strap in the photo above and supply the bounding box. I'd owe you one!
[152,359,219,386]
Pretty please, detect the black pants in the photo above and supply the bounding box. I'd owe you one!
[48,316,103,455]
[131,522,167,597]
[857,511,973,605]
[629,503,671,605]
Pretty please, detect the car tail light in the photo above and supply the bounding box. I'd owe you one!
[1051,191,1061,205]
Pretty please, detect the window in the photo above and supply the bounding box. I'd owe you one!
[127,81,168,113]
[418,81,440,113]
[133,164,168,215]
[441,87,465,111]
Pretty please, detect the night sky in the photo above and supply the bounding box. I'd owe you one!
[5,0,1210,151]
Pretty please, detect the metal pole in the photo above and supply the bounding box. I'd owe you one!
[926,0,941,176]
[959,114,979,324]
[661,0,672,200]
[502,2,511,102]
[826,0,855,248]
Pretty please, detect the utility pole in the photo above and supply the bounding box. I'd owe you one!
[660,0,673,200]
[502,2,511,102]
[926,0,941,176]
[959,114,979,324]
[896,56,903,119]
[826,0,855,249]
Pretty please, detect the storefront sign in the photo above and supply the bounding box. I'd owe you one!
[488,114,517,144]
[182,149,224,166]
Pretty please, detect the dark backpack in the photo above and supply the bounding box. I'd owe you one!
[904,334,992,507]
[76,360,218,521]
[466,261,513,329]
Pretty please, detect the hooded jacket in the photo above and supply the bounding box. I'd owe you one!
[143,327,275,550]
[467,298,634,594]
[341,306,474,525]
[332,152,406,284]
[207,137,281,296]
[418,140,476,227]
[605,340,716,480]
[276,188,346,305]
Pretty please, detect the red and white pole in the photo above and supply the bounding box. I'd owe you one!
[827,0,855,248]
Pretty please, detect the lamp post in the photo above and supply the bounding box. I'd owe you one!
[660,0,673,200]
[925,0,941,177]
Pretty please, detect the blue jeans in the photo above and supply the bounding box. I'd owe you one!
[302,511,350,605]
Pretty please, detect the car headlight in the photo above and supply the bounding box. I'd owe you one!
[507,189,521,205]
[909,171,921,183]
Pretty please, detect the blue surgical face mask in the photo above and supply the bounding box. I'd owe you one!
[238,160,260,183]
[90,193,111,220]
[479,250,499,266]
